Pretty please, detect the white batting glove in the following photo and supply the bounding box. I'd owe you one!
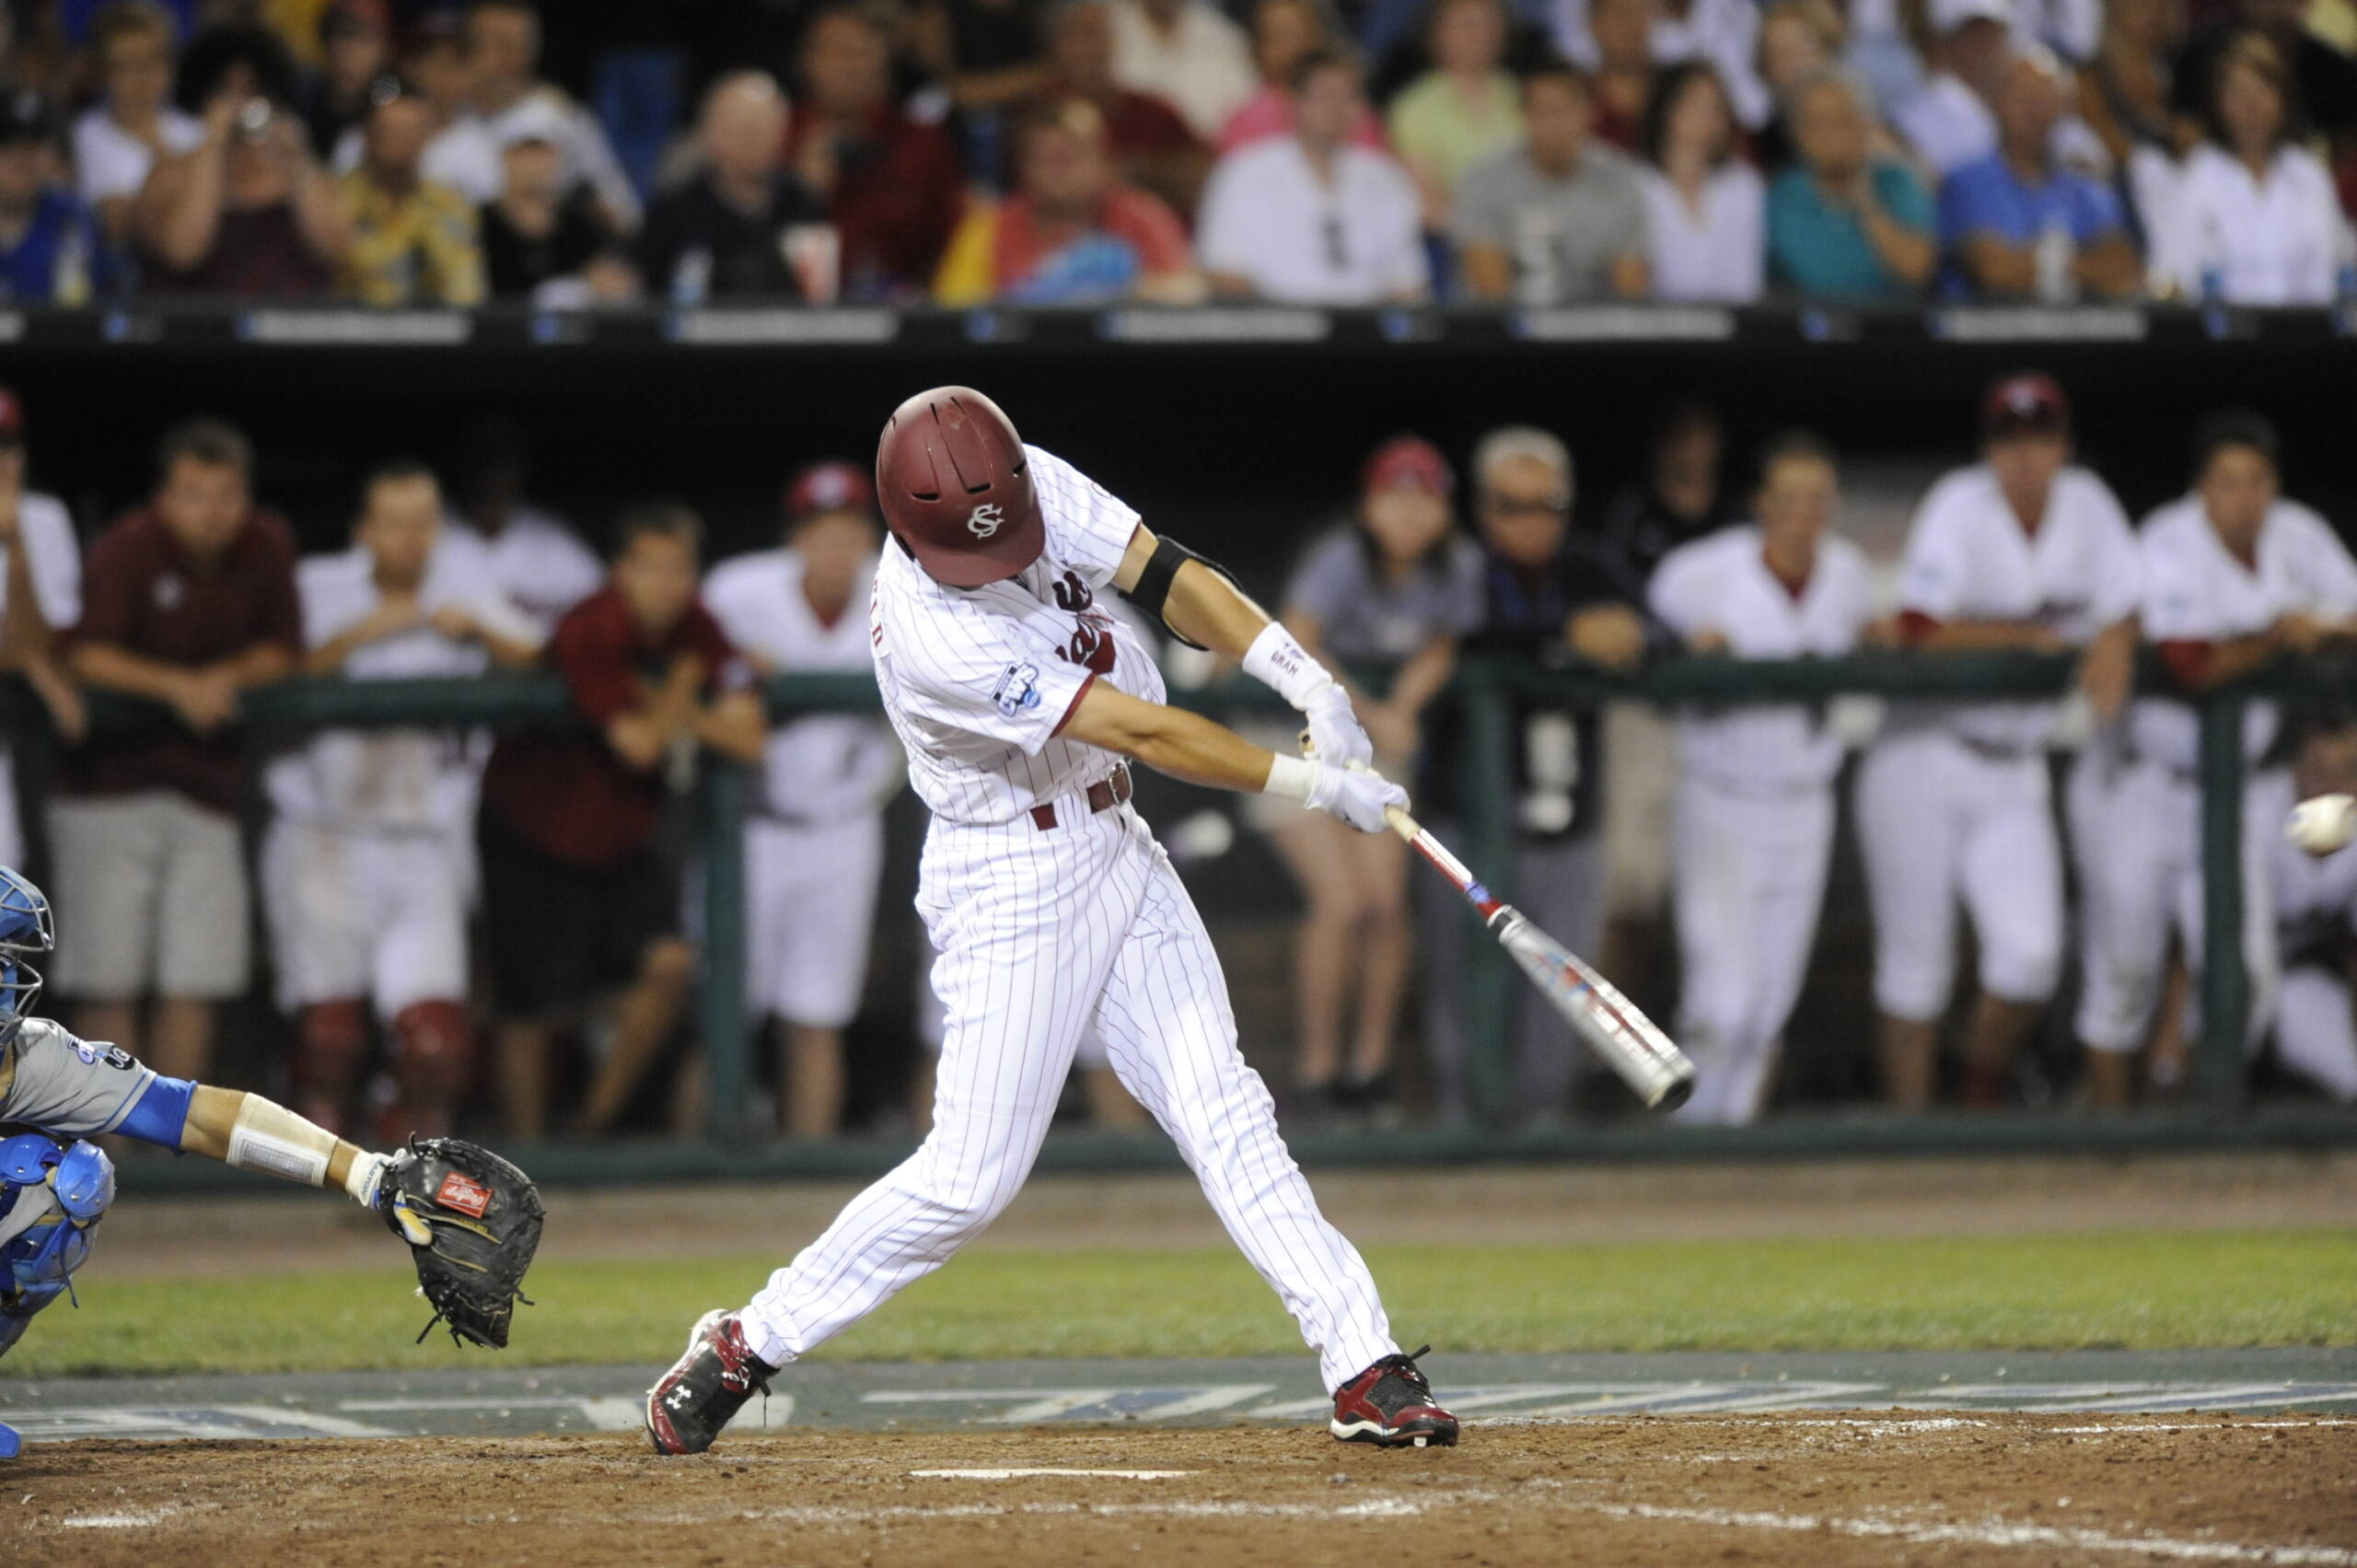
[1306,761,1408,834]
[1300,682,1375,771]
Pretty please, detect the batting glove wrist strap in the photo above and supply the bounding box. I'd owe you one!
[1241,621,1335,710]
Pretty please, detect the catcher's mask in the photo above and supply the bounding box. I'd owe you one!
[0,867,54,1049]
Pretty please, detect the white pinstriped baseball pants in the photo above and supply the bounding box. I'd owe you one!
[740,794,1399,1392]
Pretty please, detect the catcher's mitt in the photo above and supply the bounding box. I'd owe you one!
[378,1137,544,1349]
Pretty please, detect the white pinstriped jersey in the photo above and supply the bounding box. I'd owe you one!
[871,445,1165,826]
[704,547,900,825]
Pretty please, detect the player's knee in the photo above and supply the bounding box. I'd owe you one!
[1980,943,2061,1009]
[392,1000,474,1095]
[1872,957,1951,1026]
[293,999,369,1092]
[641,938,696,990]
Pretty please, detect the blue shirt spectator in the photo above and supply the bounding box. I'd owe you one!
[1767,157,1936,301]
[1937,150,2124,296]
[0,190,113,304]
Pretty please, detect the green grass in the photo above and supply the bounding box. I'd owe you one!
[9,1231,2354,1377]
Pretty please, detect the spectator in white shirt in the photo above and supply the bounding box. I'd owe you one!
[2154,33,2354,304]
[1553,0,1771,130]
[462,0,641,231]
[1636,61,1762,300]
[73,1,205,244]
[1109,0,1259,143]
[1898,0,2113,177]
[1198,49,1429,302]
[0,388,86,871]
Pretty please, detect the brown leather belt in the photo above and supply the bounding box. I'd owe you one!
[1029,765,1132,831]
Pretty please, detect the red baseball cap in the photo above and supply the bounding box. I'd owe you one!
[1363,436,1453,498]
[0,388,22,447]
[1982,373,2071,440]
[787,459,875,520]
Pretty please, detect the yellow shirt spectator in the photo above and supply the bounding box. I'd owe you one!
[335,170,486,306]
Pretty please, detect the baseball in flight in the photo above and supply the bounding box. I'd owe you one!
[2286,794,2357,856]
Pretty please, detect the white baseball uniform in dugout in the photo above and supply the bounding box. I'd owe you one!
[1855,462,2140,1023]
[2266,770,2357,1102]
[1649,528,1875,1124]
[0,490,80,870]
[703,547,902,1028]
[2075,497,2357,1058]
[737,444,1401,1390]
[262,543,540,1016]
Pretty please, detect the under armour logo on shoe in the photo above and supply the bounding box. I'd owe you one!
[968,504,1004,538]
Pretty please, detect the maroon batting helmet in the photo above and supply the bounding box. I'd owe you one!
[876,386,1043,587]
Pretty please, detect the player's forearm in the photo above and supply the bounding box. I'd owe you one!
[1387,636,1457,716]
[476,628,543,670]
[1161,556,1278,661]
[69,640,194,702]
[221,641,296,688]
[692,692,767,764]
[179,1085,382,1201]
[1062,684,1276,795]
[1901,616,2065,653]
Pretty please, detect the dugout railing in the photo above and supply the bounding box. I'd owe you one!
[3,652,2353,1189]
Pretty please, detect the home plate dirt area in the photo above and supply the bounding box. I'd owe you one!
[8,1415,2353,1567]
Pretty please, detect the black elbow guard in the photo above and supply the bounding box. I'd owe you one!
[1118,535,1237,651]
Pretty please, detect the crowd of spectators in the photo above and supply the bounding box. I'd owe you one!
[2,0,2354,308]
[5,377,2357,1140]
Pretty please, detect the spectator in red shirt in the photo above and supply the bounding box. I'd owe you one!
[476,503,765,1140]
[934,99,1202,302]
[786,3,968,300]
[1027,0,1210,216]
[52,418,302,1085]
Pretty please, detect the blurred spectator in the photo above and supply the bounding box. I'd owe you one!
[463,0,640,232]
[1218,0,1386,157]
[359,15,501,204]
[1557,0,1771,132]
[1941,49,2142,298]
[261,461,539,1141]
[2154,33,2354,302]
[1026,0,1208,217]
[2269,710,2357,1103]
[1273,436,1482,1121]
[1767,67,1936,300]
[135,79,347,296]
[1418,426,1640,1125]
[1109,0,1257,143]
[1650,431,1876,1125]
[335,79,485,305]
[73,0,204,243]
[2080,412,2357,1107]
[296,0,389,159]
[1585,0,1662,149]
[1198,50,1427,301]
[1386,0,1525,230]
[0,389,86,870]
[52,418,301,1086]
[2017,0,2103,64]
[912,0,1053,117]
[2078,0,2186,173]
[638,71,826,303]
[702,462,902,1137]
[475,503,764,1139]
[442,417,604,637]
[787,5,967,302]
[1752,0,1843,164]
[2172,0,2357,144]
[2,90,115,302]
[1894,0,2020,175]
[1596,401,1736,591]
[479,97,632,303]
[935,97,1200,302]
[1860,374,2140,1110]
[1453,63,1649,302]
[1636,61,1763,300]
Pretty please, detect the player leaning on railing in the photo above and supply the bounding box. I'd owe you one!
[0,866,542,1460]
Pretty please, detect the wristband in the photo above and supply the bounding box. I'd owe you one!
[1261,752,1318,801]
[1242,622,1335,711]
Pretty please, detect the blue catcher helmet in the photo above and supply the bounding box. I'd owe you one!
[0,867,55,1049]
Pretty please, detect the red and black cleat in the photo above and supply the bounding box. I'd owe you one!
[645,1309,777,1455]
[1330,1344,1459,1448]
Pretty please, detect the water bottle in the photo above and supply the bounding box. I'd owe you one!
[2197,212,2226,304]
[2033,214,2075,304]
[2333,217,2357,302]
[52,220,89,308]
[670,246,712,307]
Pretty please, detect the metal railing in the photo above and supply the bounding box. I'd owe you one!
[5,649,2351,1178]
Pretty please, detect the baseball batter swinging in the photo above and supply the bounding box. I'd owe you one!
[646,387,1459,1454]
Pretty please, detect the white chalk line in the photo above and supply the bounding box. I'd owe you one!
[1592,1502,2357,1564]
[60,1505,183,1530]
[910,1469,1197,1480]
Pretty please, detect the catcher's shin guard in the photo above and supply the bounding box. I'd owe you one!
[390,1000,473,1141]
[645,1309,776,1455]
[293,999,369,1137]
[1330,1345,1458,1448]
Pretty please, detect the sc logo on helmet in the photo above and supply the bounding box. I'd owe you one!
[967,504,1004,539]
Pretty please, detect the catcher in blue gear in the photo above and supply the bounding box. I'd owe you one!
[0,866,542,1460]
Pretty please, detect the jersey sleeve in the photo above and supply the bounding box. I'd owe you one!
[2084,479,2144,628]
[2139,528,2214,642]
[1029,445,1142,589]
[886,594,1093,757]
[1895,483,1974,621]
[18,497,81,630]
[466,582,545,650]
[1646,541,1716,639]
[2289,507,2357,616]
